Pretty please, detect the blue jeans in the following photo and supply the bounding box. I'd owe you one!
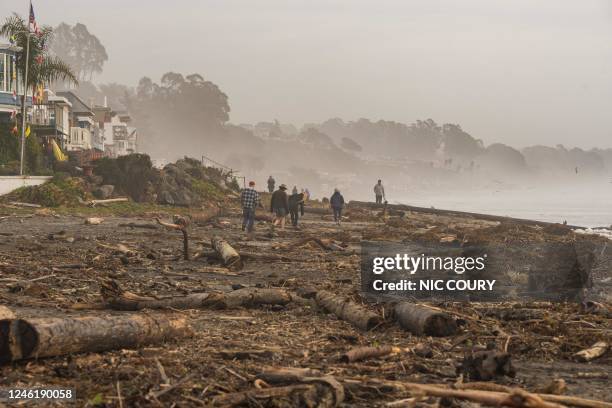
[332,207,342,222]
[243,207,256,232]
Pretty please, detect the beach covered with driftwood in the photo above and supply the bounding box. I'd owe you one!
[0,196,610,407]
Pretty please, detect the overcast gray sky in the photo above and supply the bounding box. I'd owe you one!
[1,0,611,148]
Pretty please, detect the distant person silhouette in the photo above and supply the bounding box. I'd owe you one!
[374,180,385,204]
[267,176,275,193]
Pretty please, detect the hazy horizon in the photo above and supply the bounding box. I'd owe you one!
[1,0,612,150]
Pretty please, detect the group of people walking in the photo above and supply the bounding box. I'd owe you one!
[241,177,386,238]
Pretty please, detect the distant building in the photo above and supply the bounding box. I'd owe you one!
[56,91,95,152]
[95,109,136,158]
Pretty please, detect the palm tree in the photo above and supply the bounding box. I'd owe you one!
[0,13,78,93]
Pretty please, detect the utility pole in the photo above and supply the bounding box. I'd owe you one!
[19,4,32,176]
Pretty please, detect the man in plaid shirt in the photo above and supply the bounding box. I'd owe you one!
[241,181,261,238]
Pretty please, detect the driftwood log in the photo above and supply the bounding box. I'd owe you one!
[258,367,322,384]
[340,345,400,363]
[394,303,457,337]
[212,375,344,407]
[211,236,243,271]
[88,197,129,207]
[100,279,292,310]
[156,216,190,260]
[84,217,104,225]
[315,290,381,331]
[573,341,608,362]
[0,314,191,364]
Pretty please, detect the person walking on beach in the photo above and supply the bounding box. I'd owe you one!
[270,184,289,229]
[330,188,345,225]
[288,191,305,228]
[374,179,385,204]
[267,176,275,193]
[240,181,261,239]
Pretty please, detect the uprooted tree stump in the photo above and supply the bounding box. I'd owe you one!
[212,236,243,271]
[460,349,516,381]
[315,290,381,331]
[0,314,191,364]
[394,302,457,337]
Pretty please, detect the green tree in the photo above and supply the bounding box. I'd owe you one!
[50,22,108,82]
[1,14,78,90]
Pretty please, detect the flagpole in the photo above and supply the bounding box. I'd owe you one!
[19,1,32,176]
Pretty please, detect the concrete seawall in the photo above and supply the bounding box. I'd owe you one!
[0,176,52,195]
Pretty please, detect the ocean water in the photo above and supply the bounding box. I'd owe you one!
[394,183,612,229]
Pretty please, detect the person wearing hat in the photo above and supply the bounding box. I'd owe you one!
[330,188,345,225]
[270,184,289,229]
[240,180,262,239]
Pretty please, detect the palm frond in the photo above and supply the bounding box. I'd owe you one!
[30,56,78,87]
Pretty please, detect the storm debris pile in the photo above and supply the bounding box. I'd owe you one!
[0,200,609,406]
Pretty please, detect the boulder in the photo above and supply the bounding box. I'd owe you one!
[93,185,115,199]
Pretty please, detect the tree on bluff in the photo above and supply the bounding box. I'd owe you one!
[131,73,230,159]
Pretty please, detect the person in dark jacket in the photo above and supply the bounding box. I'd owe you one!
[288,192,305,228]
[270,184,289,229]
[267,176,275,193]
[330,188,345,225]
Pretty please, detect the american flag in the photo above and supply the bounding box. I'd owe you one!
[29,3,40,35]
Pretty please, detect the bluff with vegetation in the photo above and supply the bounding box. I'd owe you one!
[2,154,238,208]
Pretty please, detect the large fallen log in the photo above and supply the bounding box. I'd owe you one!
[211,236,243,271]
[0,314,191,364]
[100,279,292,310]
[315,290,381,331]
[394,303,457,337]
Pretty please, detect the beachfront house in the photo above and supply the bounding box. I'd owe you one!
[0,43,29,123]
[31,90,71,148]
[56,91,95,152]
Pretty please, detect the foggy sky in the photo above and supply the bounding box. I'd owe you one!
[1,0,611,149]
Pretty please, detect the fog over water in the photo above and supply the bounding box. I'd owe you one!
[393,182,612,228]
